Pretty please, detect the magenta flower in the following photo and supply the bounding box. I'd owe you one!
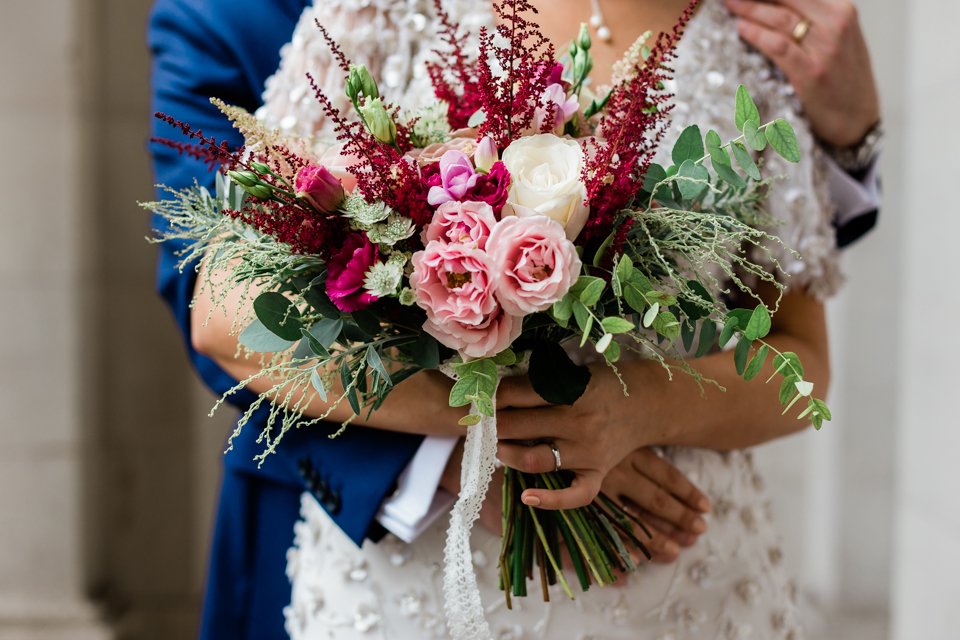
[427,150,480,206]
[295,163,346,212]
[470,162,511,216]
[326,232,379,312]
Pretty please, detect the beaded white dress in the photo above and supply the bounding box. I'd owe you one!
[258,1,842,638]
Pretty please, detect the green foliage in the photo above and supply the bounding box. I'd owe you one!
[766,118,801,163]
[239,319,296,353]
[735,85,761,131]
[673,125,704,165]
[254,292,303,341]
[743,119,767,151]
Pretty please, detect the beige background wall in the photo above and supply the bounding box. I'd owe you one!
[0,0,955,639]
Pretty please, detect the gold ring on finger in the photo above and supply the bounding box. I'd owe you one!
[792,18,811,44]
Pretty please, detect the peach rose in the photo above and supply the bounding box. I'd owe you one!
[423,201,498,250]
[410,241,522,358]
[488,215,582,315]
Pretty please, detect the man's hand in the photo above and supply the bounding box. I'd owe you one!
[602,448,712,563]
[725,0,880,148]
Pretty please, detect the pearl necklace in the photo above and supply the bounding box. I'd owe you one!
[589,0,612,42]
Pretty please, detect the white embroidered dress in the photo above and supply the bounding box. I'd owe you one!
[258,1,842,638]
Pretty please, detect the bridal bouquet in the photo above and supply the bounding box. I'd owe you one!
[146,0,829,633]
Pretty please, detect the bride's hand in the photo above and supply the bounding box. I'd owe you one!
[494,364,653,511]
[602,448,711,563]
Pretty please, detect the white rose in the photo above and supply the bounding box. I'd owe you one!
[500,134,590,241]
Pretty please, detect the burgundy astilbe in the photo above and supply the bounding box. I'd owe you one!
[426,0,484,129]
[152,113,239,171]
[225,200,346,258]
[581,0,699,247]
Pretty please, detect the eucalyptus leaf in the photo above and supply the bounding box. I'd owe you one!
[642,163,667,194]
[766,118,801,163]
[705,129,730,166]
[307,318,344,350]
[253,292,303,341]
[743,119,767,151]
[713,161,747,188]
[310,368,328,402]
[718,316,739,348]
[672,125,704,165]
[732,141,762,181]
[734,338,752,375]
[696,320,717,357]
[677,159,710,201]
[580,278,606,307]
[365,346,392,386]
[744,305,772,341]
[652,311,681,340]
[743,344,769,381]
[239,319,296,353]
[735,84,761,131]
[643,303,660,328]
[601,317,635,334]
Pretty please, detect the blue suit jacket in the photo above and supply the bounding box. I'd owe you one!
[148,1,424,637]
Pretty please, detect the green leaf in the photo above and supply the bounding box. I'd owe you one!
[616,255,634,284]
[743,345,769,381]
[305,276,342,318]
[719,316,739,348]
[734,338,752,375]
[743,119,767,151]
[239,319,296,353]
[735,84,761,131]
[780,375,799,405]
[299,328,329,358]
[459,413,482,427]
[579,314,594,347]
[595,333,614,354]
[642,163,667,194]
[744,305,772,341]
[592,230,617,267]
[652,311,681,340]
[727,308,754,328]
[601,317,635,334]
[253,292,303,341]
[732,141,762,180]
[766,118,801,163]
[672,125,704,165]
[705,129,730,166]
[552,294,574,326]
[365,346,392,386]
[677,159,710,201]
[492,349,518,366]
[308,318,344,349]
[812,397,832,421]
[713,161,747,189]
[310,368,328,402]
[449,377,478,408]
[604,339,621,363]
[623,283,647,315]
[773,351,805,378]
[696,320,717,357]
[681,320,696,352]
[572,300,591,334]
[529,342,592,405]
[580,278,606,307]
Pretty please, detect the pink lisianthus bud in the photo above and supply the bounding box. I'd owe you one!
[474,136,498,173]
[488,215,582,315]
[427,150,480,206]
[535,84,580,135]
[410,241,522,358]
[469,162,511,216]
[295,164,346,212]
[424,201,498,250]
[326,232,379,312]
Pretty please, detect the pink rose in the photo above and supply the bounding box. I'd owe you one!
[488,215,582,315]
[295,164,346,212]
[424,201,498,250]
[326,232,379,312]
[410,241,522,358]
[427,150,480,206]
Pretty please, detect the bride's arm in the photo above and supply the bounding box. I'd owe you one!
[192,258,465,437]
[494,282,830,509]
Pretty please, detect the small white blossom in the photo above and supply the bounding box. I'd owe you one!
[342,194,392,226]
[363,255,406,297]
[398,287,417,306]
[409,101,452,147]
[366,213,416,247]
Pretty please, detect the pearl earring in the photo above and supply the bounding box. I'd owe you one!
[590,0,612,42]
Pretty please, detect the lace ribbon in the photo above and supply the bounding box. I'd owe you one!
[441,378,500,640]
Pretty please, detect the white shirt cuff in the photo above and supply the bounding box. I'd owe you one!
[376,435,459,543]
[824,153,881,227]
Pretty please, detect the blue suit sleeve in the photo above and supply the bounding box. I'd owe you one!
[147,0,425,545]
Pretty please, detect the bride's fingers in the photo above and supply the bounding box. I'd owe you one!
[631,448,712,514]
[629,507,701,550]
[618,474,708,536]
[497,441,569,474]
[520,472,601,511]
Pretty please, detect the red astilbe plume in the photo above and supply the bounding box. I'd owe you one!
[581,0,699,248]
[152,113,240,172]
[225,200,346,259]
[476,0,556,146]
[426,0,484,129]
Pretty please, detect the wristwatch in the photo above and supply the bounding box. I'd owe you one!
[821,121,883,178]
